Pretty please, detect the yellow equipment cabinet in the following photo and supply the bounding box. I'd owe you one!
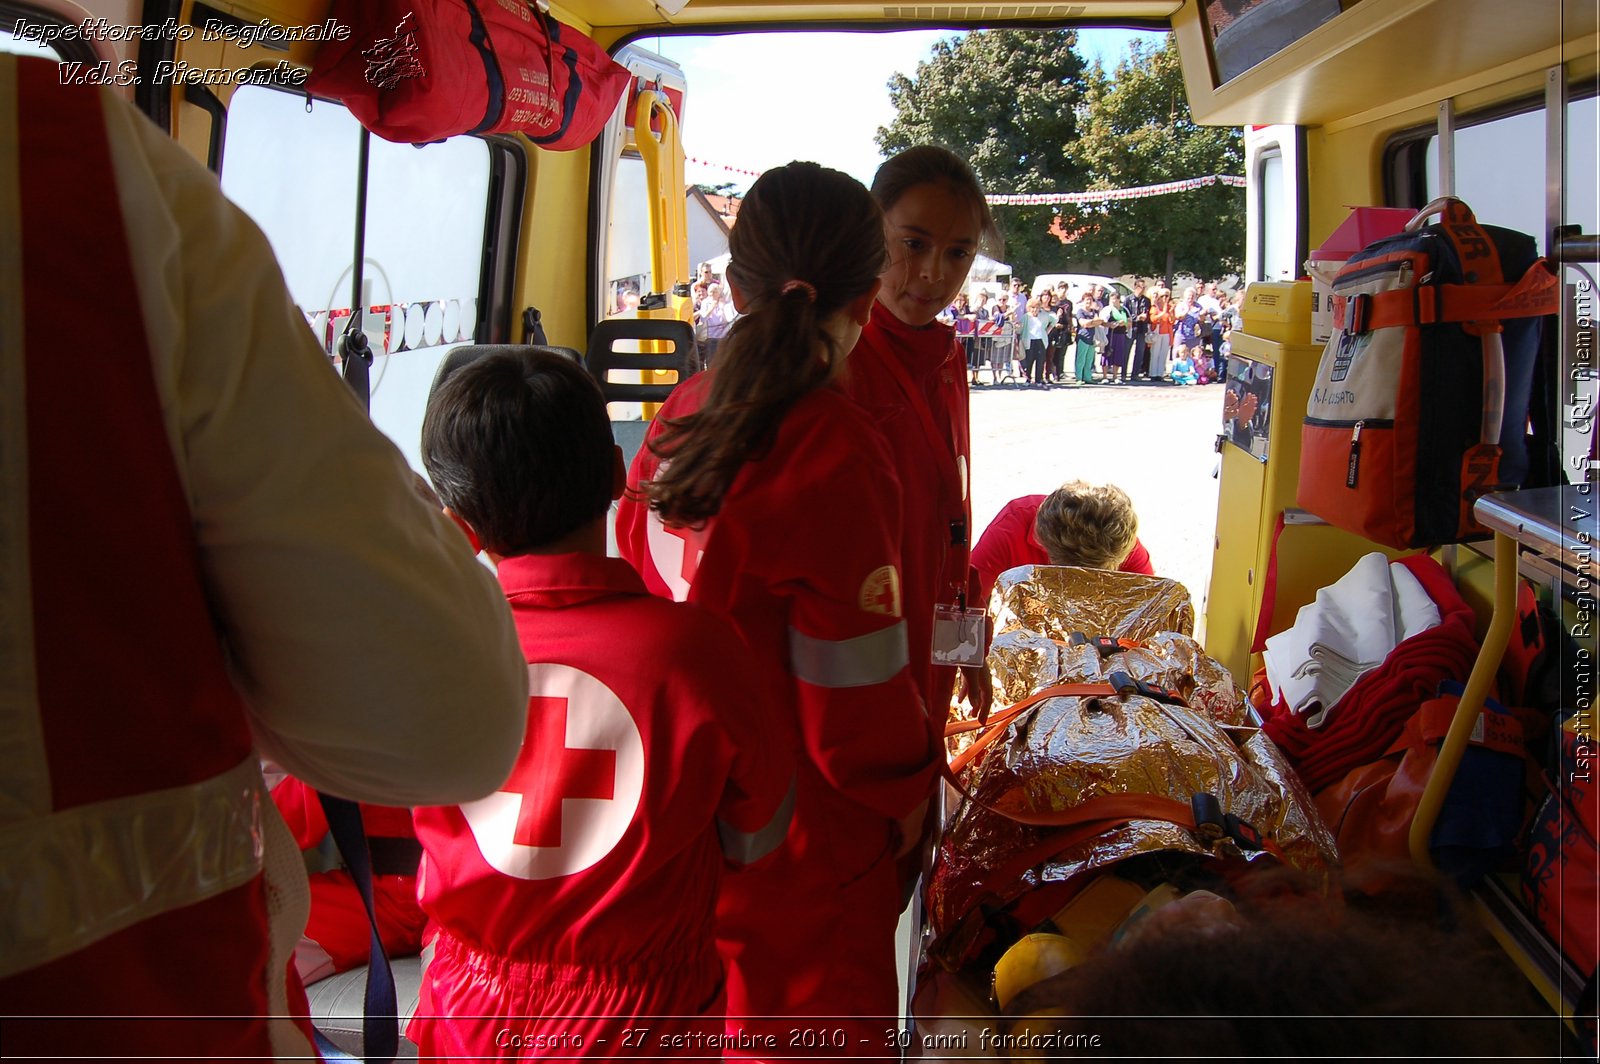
[1205,282,1402,681]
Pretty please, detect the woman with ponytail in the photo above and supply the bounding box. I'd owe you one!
[617,162,936,1050]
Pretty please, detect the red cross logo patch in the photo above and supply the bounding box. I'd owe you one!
[460,663,645,880]
[646,508,710,602]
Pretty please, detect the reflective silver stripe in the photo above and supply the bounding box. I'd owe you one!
[788,622,909,689]
[0,755,266,978]
[717,776,796,866]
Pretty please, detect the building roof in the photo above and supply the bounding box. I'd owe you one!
[700,192,741,228]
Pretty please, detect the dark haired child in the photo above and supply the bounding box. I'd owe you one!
[410,350,792,1059]
[846,145,1000,729]
[616,161,936,1050]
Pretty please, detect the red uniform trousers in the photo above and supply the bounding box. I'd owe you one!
[414,932,724,1059]
[714,769,905,1055]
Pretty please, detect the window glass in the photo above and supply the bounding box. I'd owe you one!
[221,86,492,474]
[1203,0,1346,85]
[1258,149,1292,281]
[1422,96,1600,484]
[1424,107,1544,238]
[0,28,60,59]
[363,135,491,469]
[605,154,651,316]
[222,87,361,315]
[1563,98,1598,483]
[1566,95,1598,236]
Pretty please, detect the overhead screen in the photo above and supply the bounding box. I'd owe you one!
[1203,0,1355,84]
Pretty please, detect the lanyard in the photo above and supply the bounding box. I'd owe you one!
[872,336,970,592]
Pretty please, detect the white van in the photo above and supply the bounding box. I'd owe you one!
[1029,273,1131,304]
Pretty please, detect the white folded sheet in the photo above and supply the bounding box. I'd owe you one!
[1263,552,1441,728]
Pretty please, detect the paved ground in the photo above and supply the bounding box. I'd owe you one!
[968,375,1227,634]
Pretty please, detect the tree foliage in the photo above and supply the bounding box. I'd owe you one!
[1071,35,1244,282]
[877,32,1244,285]
[876,30,1091,282]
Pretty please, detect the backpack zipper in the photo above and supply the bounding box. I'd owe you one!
[1347,421,1364,487]
[1333,259,1415,292]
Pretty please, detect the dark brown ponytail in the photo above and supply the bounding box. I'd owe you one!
[644,161,885,526]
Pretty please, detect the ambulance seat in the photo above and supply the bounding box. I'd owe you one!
[304,955,423,1059]
[584,318,695,465]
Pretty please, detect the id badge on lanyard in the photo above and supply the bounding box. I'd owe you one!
[931,515,983,666]
[931,603,987,667]
[877,345,976,669]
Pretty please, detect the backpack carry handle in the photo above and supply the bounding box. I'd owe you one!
[1406,196,1476,231]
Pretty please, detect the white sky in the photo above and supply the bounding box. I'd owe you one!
[642,28,1164,194]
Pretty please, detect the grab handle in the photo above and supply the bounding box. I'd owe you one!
[1405,196,1475,232]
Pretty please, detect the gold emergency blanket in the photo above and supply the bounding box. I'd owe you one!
[930,566,1338,961]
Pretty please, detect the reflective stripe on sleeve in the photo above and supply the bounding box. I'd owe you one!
[0,755,266,978]
[717,775,796,866]
[787,621,910,689]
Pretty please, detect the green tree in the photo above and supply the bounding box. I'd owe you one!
[1071,35,1245,283]
[876,30,1092,282]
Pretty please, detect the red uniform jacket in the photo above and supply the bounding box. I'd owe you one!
[617,375,934,827]
[842,310,978,722]
[617,375,936,1030]
[411,553,792,1055]
[971,494,1155,606]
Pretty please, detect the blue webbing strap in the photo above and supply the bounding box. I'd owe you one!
[317,118,397,1061]
[312,794,398,1062]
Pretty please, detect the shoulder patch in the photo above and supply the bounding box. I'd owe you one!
[859,565,902,618]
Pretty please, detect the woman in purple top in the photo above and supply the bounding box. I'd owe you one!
[1102,292,1132,384]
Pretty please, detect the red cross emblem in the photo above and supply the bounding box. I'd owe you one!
[507,697,617,849]
[459,663,645,880]
[664,521,708,587]
[647,510,710,600]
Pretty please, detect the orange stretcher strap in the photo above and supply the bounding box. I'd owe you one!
[946,780,1288,899]
[947,682,1124,774]
[942,753,1197,830]
[941,680,1289,862]
[974,794,1201,894]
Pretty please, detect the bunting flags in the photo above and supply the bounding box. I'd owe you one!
[686,155,764,178]
[684,156,1246,202]
[984,174,1245,206]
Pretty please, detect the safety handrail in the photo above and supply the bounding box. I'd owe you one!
[1408,530,1517,866]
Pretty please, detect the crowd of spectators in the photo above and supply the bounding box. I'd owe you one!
[688,261,741,368]
[943,277,1242,388]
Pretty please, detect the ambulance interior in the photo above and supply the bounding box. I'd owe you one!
[8,0,1597,1051]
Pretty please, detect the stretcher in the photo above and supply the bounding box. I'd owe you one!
[903,564,1339,1056]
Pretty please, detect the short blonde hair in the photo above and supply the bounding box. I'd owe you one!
[1034,481,1139,570]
